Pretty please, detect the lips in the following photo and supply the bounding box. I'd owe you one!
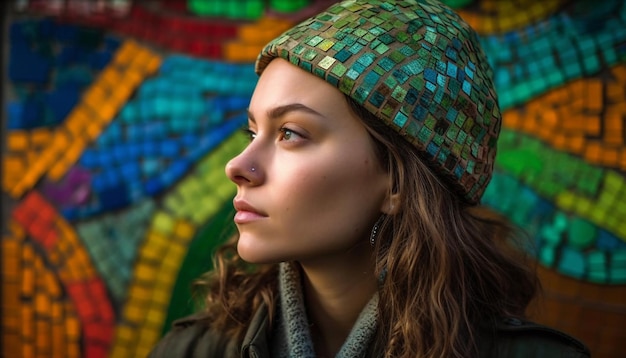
[233,198,267,224]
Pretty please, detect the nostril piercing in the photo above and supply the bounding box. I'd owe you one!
[251,167,256,172]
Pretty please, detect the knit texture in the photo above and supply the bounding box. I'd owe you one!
[271,262,379,357]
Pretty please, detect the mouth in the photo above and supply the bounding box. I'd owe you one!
[233,198,267,224]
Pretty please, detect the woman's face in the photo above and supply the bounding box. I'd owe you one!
[226,58,392,264]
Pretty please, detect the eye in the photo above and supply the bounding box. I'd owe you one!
[279,127,303,142]
[241,127,256,142]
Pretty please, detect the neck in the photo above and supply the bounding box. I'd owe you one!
[297,242,378,357]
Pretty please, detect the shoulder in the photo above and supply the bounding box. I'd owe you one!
[477,317,591,358]
[148,313,237,358]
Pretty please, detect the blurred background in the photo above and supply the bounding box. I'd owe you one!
[1,0,625,357]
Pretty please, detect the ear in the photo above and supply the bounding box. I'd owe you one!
[380,191,400,215]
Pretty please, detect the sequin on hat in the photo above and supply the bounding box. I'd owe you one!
[255,0,501,204]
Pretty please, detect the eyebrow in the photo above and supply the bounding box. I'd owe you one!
[247,103,325,123]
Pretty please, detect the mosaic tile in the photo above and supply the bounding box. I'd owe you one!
[57,57,254,220]
[257,0,501,203]
[10,192,116,357]
[189,0,265,19]
[2,220,87,358]
[8,19,120,129]
[456,0,567,35]
[501,63,626,172]
[481,1,626,110]
[6,40,160,199]
[19,0,308,62]
[109,130,243,357]
[489,52,626,284]
[495,129,626,242]
[484,173,626,284]
[4,1,626,357]
[76,200,155,302]
[168,134,245,225]
[162,200,237,334]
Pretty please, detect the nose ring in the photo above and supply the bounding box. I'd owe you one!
[251,167,256,172]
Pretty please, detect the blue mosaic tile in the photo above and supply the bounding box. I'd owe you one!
[480,1,626,110]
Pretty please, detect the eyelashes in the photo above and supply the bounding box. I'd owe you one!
[278,127,304,141]
[241,126,305,143]
[241,126,256,142]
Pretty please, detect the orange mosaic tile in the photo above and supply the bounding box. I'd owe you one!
[9,192,116,357]
[5,3,626,358]
[2,219,83,358]
[3,127,53,191]
[7,40,161,198]
[223,17,294,62]
[502,64,626,172]
[457,0,567,34]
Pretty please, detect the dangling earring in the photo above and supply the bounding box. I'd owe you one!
[370,215,385,246]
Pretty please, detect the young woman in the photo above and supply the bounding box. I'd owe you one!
[151,1,590,357]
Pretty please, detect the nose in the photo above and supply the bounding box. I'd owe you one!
[225,148,263,186]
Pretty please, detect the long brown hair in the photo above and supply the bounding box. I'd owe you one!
[194,95,540,357]
[348,98,540,357]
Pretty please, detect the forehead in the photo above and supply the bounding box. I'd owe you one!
[250,59,350,118]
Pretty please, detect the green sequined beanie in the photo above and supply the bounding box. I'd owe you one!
[255,0,501,204]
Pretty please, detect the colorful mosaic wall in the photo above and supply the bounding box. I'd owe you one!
[1,0,625,357]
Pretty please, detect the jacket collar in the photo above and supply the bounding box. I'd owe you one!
[239,262,380,358]
[240,303,271,357]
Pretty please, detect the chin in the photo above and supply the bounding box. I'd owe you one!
[236,237,279,264]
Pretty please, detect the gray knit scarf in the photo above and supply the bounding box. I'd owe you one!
[271,262,379,358]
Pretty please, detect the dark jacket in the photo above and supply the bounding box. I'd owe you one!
[149,303,590,357]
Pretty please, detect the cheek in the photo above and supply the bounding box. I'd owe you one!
[283,161,341,199]
[274,167,325,214]
[275,153,384,219]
